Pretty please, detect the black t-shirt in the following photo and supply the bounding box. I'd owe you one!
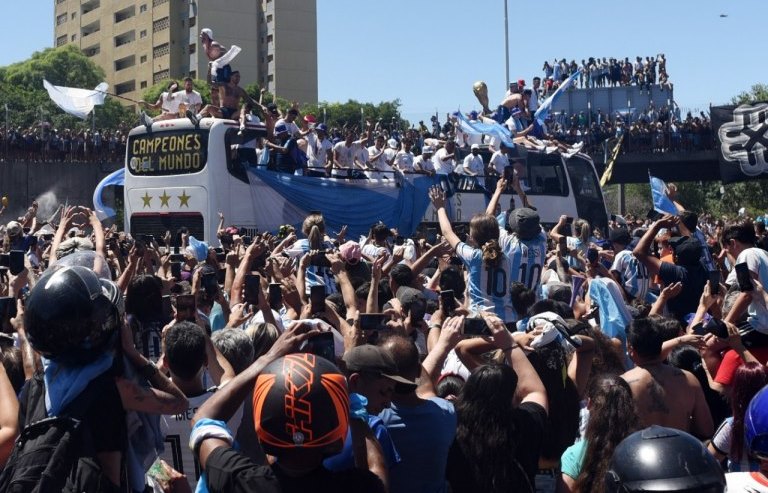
[445,401,546,492]
[205,447,385,493]
[658,261,706,322]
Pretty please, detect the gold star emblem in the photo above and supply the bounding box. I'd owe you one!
[141,191,153,208]
[159,190,171,208]
[178,190,191,208]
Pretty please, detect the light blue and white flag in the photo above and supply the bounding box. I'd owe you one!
[454,111,515,148]
[534,71,580,125]
[93,168,125,219]
[649,174,678,215]
[43,79,108,120]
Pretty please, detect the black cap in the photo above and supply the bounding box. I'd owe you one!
[506,207,541,240]
[671,237,702,266]
[343,345,417,387]
[609,228,631,246]
[396,287,426,324]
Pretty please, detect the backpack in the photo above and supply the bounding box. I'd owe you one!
[0,372,115,493]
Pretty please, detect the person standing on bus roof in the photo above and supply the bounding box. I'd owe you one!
[138,80,180,126]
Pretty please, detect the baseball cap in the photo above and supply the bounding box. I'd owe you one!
[200,28,213,39]
[469,111,478,119]
[671,237,702,266]
[422,145,434,154]
[6,221,22,237]
[303,114,317,124]
[518,79,526,87]
[343,344,417,387]
[338,241,361,265]
[471,144,480,150]
[506,208,541,240]
[609,228,631,246]
[387,138,398,149]
[315,123,328,133]
[274,123,288,135]
[266,103,279,115]
[396,287,426,324]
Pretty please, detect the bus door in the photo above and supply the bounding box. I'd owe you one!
[564,156,609,233]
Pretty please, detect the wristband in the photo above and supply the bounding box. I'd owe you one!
[189,419,234,454]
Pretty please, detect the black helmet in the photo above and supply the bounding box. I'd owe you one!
[605,426,725,493]
[252,353,349,457]
[25,266,121,366]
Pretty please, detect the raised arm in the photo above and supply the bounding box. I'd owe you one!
[633,216,677,277]
[428,186,460,249]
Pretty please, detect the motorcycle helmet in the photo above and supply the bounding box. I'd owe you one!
[252,353,349,456]
[25,265,120,366]
[746,385,768,459]
[605,426,725,492]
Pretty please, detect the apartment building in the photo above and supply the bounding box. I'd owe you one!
[53,0,318,105]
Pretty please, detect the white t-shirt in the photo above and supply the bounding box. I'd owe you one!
[461,153,484,177]
[413,154,434,173]
[306,133,333,168]
[465,126,483,147]
[489,150,510,175]
[161,92,181,114]
[158,390,243,491]
[725,247,768,330]
[367,145,389,171]
[394,150,415,172]
[433,148,455,175]
[174,90,203,111]
[332,141,355,168]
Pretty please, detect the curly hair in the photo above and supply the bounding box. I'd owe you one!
[574,374,640,493]
[730,362,768,462]
[454,364,532,492]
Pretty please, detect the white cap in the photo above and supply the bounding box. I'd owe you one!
[422,145,434,154]
[200,28,213,39]
[471,144,480,150]
[387,138,398,149]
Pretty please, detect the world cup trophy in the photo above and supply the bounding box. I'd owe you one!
[473,81,491,114]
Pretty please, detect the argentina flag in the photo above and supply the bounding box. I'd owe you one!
[534,71,580,125]
[649,174,679,215]
[454,111,515,147]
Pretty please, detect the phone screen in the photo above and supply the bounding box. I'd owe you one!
[558,237,567,255]
[9,250,24,276]
[244,274,261,305]
[202,272,218,296]
[268,283,282,307]
[565,217,574,225]
[310,285,326,314]
[0,297,16,326]
[359,313,389,332]
[440,290,456,314]
[708,271,721,296]
[161,295,173,321]
[174,294,196,322]
[425,228,438,245]
[171,262,182,280]
[0,254,9,268]
[304,332,335,362]
[735,263,754,292]
[463,318,489,337]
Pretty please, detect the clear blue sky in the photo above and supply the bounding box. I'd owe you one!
[3,0,766,124]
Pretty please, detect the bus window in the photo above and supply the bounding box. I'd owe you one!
[127,129,209,176]
[565,156,601,200]
[225,127,265,184]
[526,153,568,197]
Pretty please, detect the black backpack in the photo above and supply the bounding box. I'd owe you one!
[0,372,115,493]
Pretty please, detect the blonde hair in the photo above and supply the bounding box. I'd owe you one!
[302,213,325,250]
[574,218,591,245]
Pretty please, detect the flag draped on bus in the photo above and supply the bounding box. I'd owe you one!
[43,79,108,120]
[93,168,125,220]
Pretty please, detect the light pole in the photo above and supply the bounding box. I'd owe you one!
[504,0,510,89]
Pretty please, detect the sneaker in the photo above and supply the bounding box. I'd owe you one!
[186,109,199,125]
[545,145,558,154]
[139,111,152,129]
[572,141,584,152]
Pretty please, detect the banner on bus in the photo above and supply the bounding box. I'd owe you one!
[711,103,768,183]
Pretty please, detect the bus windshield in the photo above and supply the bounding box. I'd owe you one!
[127,129,209,176]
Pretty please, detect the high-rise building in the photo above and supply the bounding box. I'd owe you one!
[53,0,317,105]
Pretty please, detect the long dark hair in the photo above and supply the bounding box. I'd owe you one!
[125,274,163,322]
[469,213,501,269]
[730,362,768,462]
[574,374,640,493]
[454,364,532,492]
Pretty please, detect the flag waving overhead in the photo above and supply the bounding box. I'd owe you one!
[649,174,679,215]
[534,71,580,125]
[454,111,515,148]
[43,79,108,120]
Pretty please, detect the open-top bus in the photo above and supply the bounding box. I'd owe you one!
[123,117,608,244]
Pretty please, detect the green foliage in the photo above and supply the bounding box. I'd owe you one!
[0,45,133,130]
[732,84,768,105]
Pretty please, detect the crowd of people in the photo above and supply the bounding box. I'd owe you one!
[0,125,130,163]
[541,54,671,93]
[1,170,768,492]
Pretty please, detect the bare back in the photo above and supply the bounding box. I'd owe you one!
[622,363,713,437]
[204,41,227,62]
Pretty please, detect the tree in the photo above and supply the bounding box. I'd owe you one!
[0,45,134,130]
[732,84,768,105]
